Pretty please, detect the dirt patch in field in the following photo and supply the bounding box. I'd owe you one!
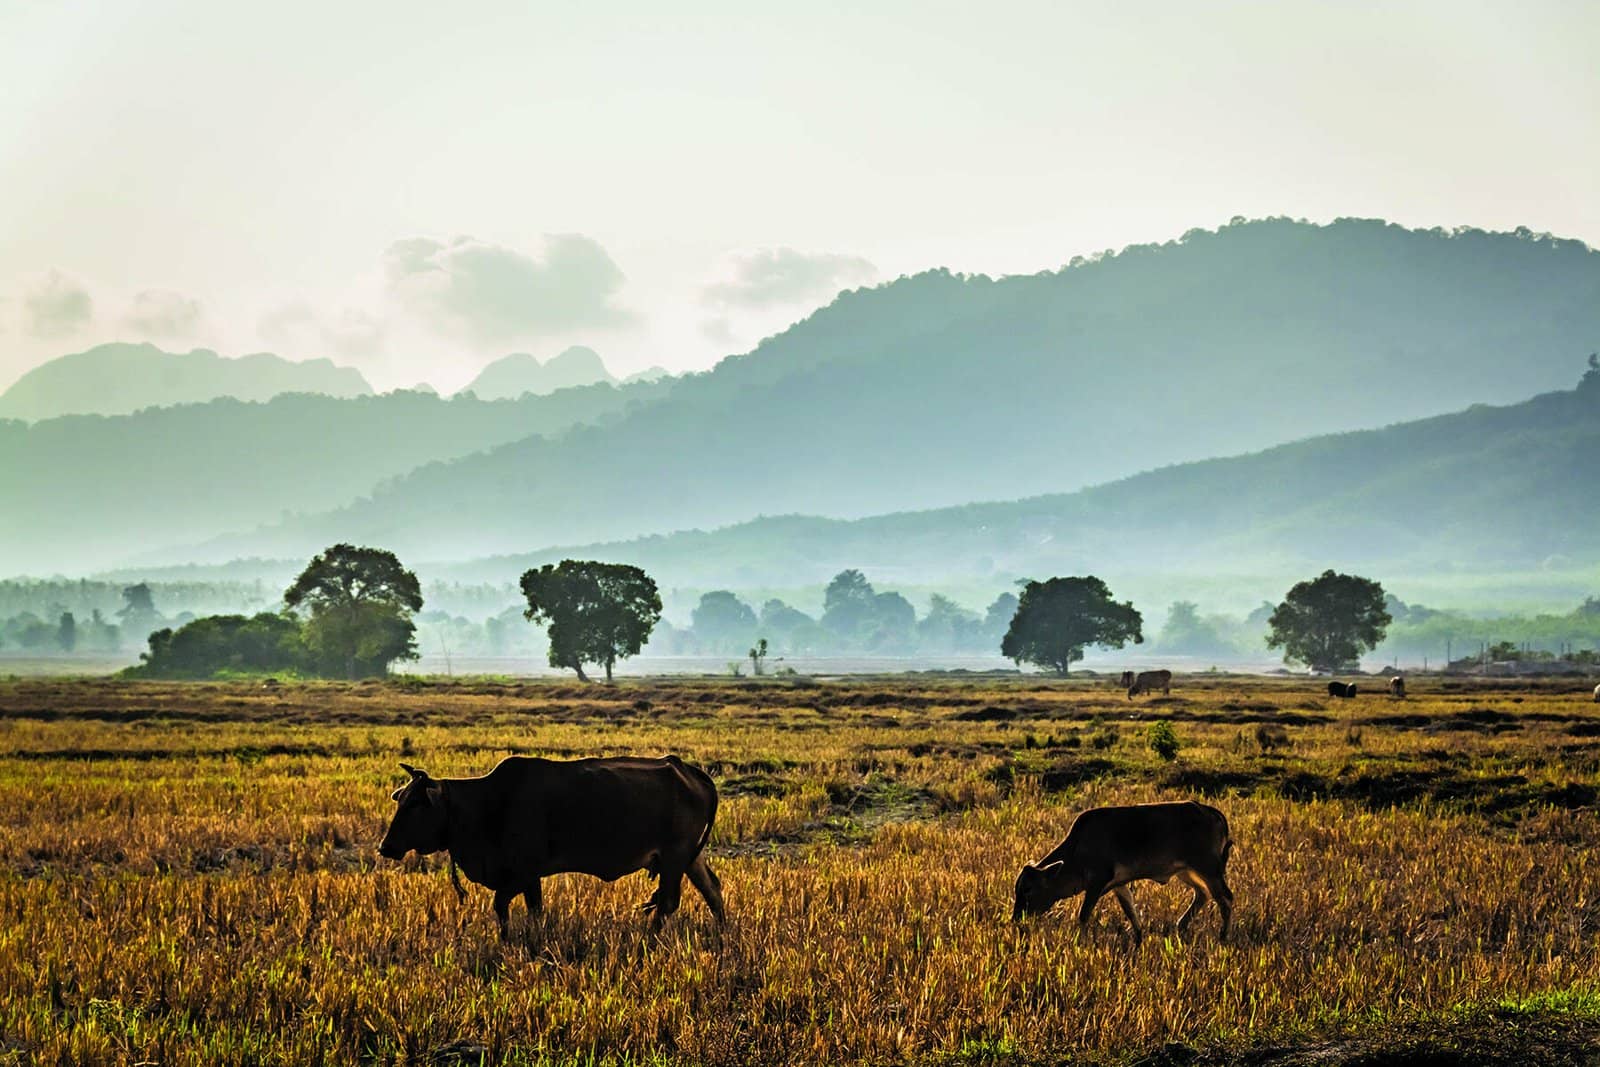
[1164,763,1597,819]
[1149,1009,1600,1066]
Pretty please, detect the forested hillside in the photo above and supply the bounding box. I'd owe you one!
[203,218,1600,565]
[0,379,673,574]
[436,372,1600,593]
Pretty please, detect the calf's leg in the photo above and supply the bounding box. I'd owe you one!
[1077,880,1110,932]
[1111,885,1143,946]
[1176,870,1211,934]
[1207,872,1234,940]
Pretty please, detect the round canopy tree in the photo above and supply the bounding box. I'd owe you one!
[1266,569,1392,671]
[690,590,758,651]
[520,560,662,682]
[1001,576,1143,676]
[285,543,423,678]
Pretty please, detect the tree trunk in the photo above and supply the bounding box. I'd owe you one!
[573,662,589,683]
[605,657,614,683]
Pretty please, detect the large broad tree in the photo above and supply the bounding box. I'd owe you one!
[520,560,662,682]
[1266,569,1391,671]
[285,543,423,678]
[1001,576,1143,676]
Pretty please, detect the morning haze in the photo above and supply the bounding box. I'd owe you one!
[8,5,1600,1064]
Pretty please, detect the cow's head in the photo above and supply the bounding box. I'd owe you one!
[1011,860,1079,921]
[378,763,448,860]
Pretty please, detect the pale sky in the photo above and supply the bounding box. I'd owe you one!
[2,0,1596,393]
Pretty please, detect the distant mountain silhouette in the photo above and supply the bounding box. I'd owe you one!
[205,218,1600,566]
[458,345,615,399]
[0,379,674,576]
[0,342,372,420]
[436,374,1600,591]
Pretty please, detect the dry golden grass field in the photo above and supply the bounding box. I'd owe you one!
[2,673,1600,1066]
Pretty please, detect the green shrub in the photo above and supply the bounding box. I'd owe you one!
[1147,719,1181,761]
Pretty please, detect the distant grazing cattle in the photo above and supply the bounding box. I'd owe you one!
[1119,671,1135,689]
[1593,683,1599,704]
[1012,800,1234,944]
[1389,676,1406,698]
[1127,669,1172,699]
[1327,681,1358,699]
[379,756,724,938]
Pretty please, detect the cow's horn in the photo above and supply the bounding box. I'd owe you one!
[399,762,424,778]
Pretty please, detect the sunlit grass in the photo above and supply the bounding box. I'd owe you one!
[0,675,1597,1064]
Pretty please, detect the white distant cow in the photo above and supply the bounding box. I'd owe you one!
[1593,683,1599,704]
[1389,676,1406,698]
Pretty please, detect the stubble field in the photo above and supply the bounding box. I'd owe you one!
[1,673,1599,1065]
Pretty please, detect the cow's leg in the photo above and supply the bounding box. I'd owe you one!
[687,855,725,924]
[648,871,685,932]
[1111,885,1143,947]
[1175,870,1211,934]
[523,877,543,917]
[493,888,515,941]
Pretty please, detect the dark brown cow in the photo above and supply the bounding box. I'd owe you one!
[1127,669,1172,699]
[1012,800,1233,944]
[1327,681,1358,699]
[379,755,724,938]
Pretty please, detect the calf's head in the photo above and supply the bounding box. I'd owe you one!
[1012,860,1079,920]
[378,763,448,860]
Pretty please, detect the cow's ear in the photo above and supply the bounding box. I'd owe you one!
[390,786,406,802]
[1037,861,1066,879]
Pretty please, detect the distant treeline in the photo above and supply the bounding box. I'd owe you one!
[8,573,1599,671]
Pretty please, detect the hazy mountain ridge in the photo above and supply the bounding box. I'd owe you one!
[203,218,1600,565]
[430,375,1600,593]
[458,345,615,399]
[0,342,373,421]
[0,378,675,575]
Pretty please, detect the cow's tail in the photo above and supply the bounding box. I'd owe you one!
[692,770,718,863]
[669,755,718,863]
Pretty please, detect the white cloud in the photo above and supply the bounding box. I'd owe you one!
[702,247,877,310]
[384,234,633,345]
[23,270,93,337]
[258,300,386,359]
[122,289,202,339]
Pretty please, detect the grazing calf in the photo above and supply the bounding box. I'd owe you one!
[1127,669,1172,699]
[1389,676,1406,699]
[379,756,724,939]
[1327,681,1358,699]
[1012,800,1233,945]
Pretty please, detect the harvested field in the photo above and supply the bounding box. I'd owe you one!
[1,674,1599,1065]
